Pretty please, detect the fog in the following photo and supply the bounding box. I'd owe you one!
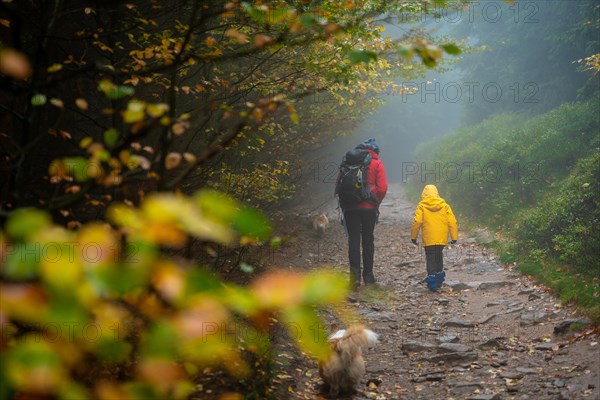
[324,0,598,184]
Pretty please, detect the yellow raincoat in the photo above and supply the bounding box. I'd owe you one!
[411,185,458,246]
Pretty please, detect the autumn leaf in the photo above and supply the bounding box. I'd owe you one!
[75,98,89,110]
[165,153,182,170]
[0,48,32,80]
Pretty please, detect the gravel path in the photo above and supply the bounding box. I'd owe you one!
[276,183,599,400]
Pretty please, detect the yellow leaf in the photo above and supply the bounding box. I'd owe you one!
[47,63,63,73]
[50,98,64,108]
[123,100,146,123]
[146,102,169,118]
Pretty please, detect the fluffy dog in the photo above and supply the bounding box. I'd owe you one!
[312,213,329,236]
[318,325,379,397]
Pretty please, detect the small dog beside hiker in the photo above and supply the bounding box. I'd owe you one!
[335,139,458,293]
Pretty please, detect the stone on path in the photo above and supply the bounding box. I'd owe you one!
[553,318,590,335]
[478,280,515,290]
[478,336,506,349]
[401,341,436,352]
[515,367,539,375]
[498,371,524,379]
[534,342,558,351]
[444,317,476,328]
[478,313,499,324]
[450,382,485,396]
[469,393,502,400]
[445,280,477,291]
[425,351,478,364]
[520,310,549,326]
[436,334,460,344]
[437,342,473,353]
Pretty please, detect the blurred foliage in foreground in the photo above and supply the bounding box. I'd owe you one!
[0,191,349,399]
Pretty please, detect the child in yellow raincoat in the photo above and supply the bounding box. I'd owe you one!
[410,185,458,291]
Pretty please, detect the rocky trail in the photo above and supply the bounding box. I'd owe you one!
[273,184,599,400]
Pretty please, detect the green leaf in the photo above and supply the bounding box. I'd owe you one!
[6,208,52,240]
[141,322,179,358]
[196,189,239,224]
[233,208,272,240]
[3,243,41,280]
[241,2,267,23]
[104,128,119,147]
[30,93,47,106]
[64,156,91,182]
[303,270,347,305]
[300,14,318,28]
[108,85,135,100]
[95,338,133,363]
[348,50,377,65]
[184,269,223,296]
[441,43,461,55]
[282,306,329,357]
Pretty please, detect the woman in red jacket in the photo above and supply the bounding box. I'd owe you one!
[337,138,388,290]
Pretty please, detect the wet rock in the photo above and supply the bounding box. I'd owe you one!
[421,372,445,381]
[520,311,549,326]
[401,341,436,352]
[478,313,499,324]
[437,342,473,353]
[425,351,478,364]
[553,318,590,335]
[503,305,525,315]
[489,355,508,367]
[450,382,484,396]
[553,379,565,388]
[363,310,395,322]
[515,367,539,375]
[528,293,542,301]
[469,392,502,400]
[535,342,558,351]
[518,289,534,295]
[479,336,506,349]
[486,300,506,307]
[479,281,515,290]
[436,334,460,344]
[445,280,475,291]
[366,362,387,374]
[444,317,475,328]
[499,371,524,379]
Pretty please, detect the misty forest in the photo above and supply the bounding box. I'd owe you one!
[0,1,599,399]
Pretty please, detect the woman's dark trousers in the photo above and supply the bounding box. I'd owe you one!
[344,208,378,289]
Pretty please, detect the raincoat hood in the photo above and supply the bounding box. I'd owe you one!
[420,185,445,212]
[421,184,440,199]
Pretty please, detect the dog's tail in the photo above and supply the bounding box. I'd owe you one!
[330,325,378,364]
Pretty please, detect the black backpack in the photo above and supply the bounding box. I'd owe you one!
[335,149,375,208]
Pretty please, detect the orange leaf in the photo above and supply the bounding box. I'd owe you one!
[0,48,32,80]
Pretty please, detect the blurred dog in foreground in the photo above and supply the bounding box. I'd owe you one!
[312,213,329,236]
[318,325,379,397]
